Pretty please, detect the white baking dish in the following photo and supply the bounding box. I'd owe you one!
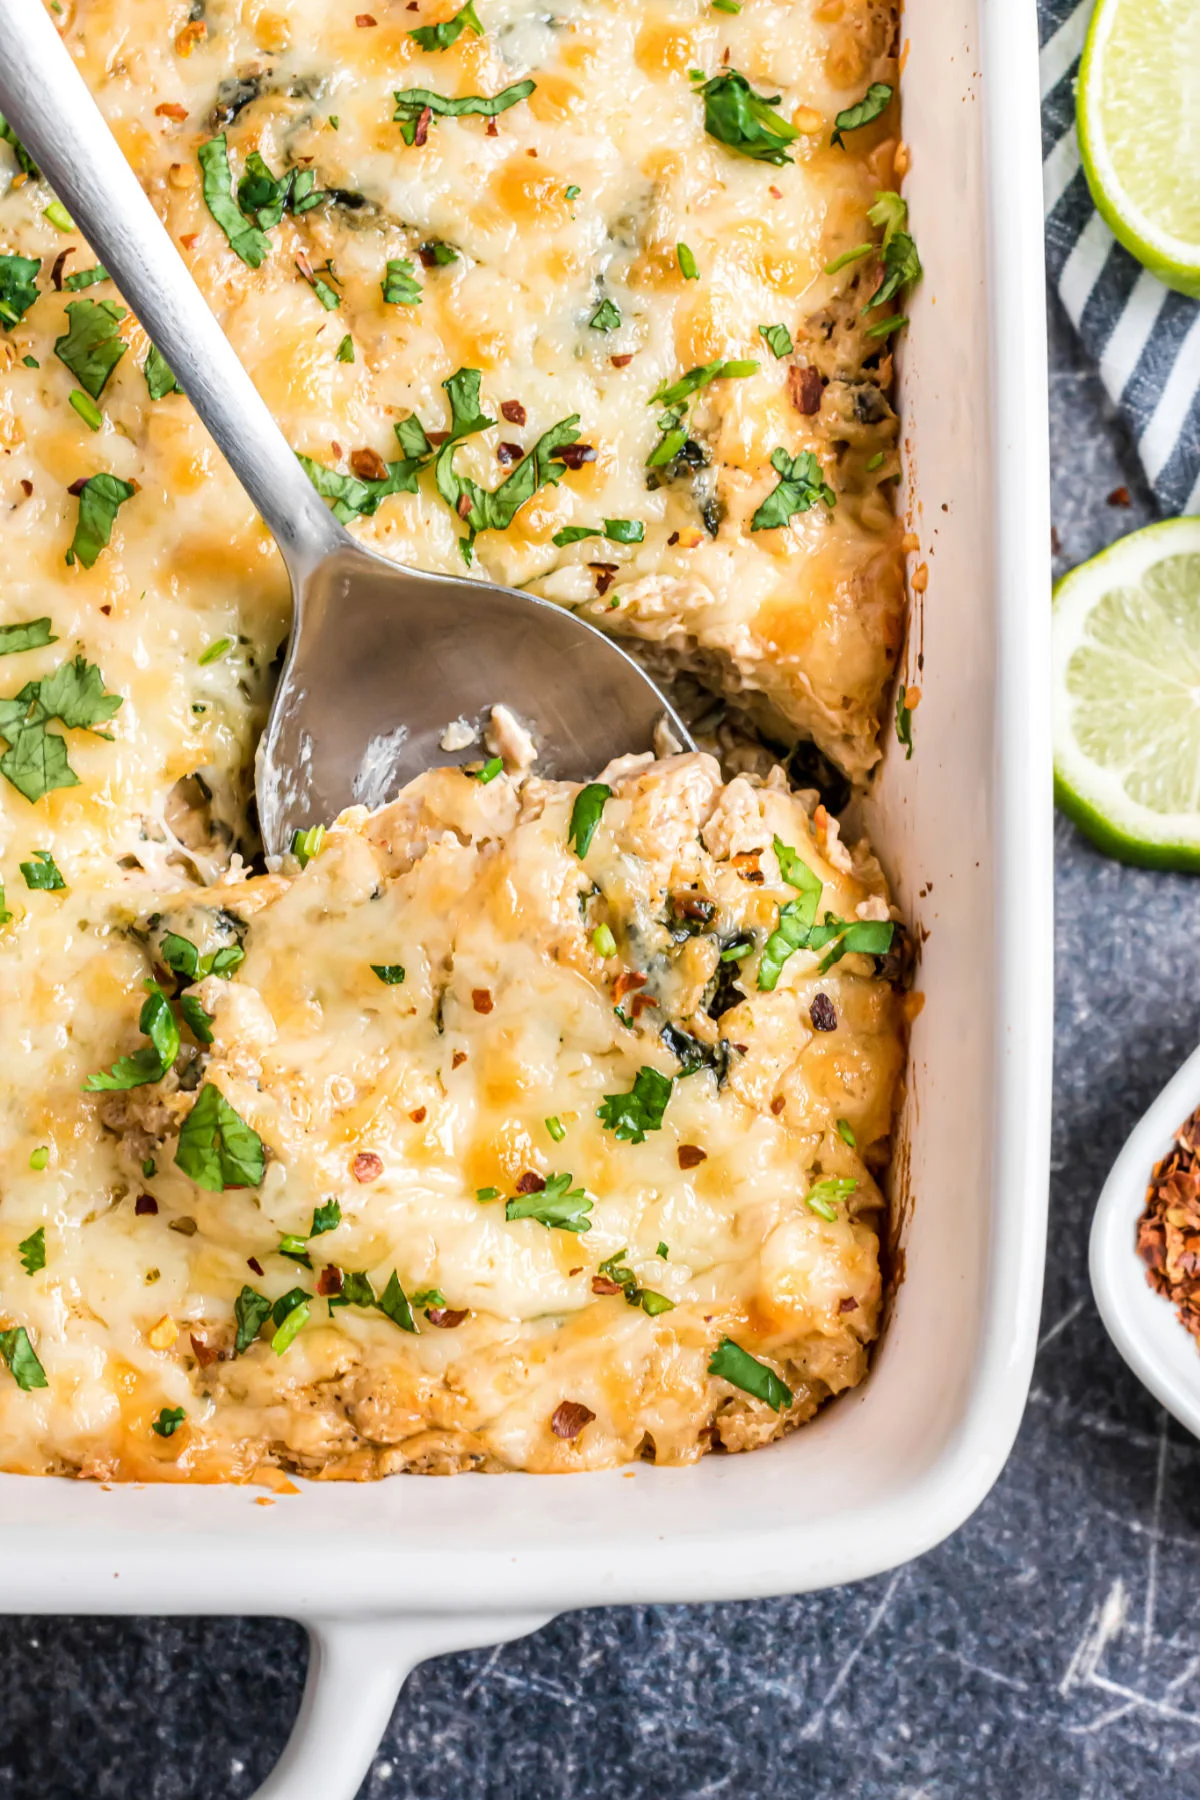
[0,4,1052,1793]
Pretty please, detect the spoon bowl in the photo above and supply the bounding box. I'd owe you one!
[0,2,691,857]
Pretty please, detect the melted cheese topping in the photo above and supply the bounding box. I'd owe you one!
[0,755,902,1478]
[0,0,905,1479]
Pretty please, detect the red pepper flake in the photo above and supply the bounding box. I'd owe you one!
[180,233,199,250]
[591,1275,622,1296]
[295,250,316,282]
[809,993,838,1032]
[788,364,825,416]
[426,429,450,446]
[677,1145,707,1170]
[556,442,596,470]
[630,991,658,1018]
[471,987,494,1013]
[135,1193,159,1215]
[1107,485,1131,507]
[457,494,473,520]
[770,1095,785,1116]
[409,1106,427,1123]
[247,1256,265,1276]
[352,1151,384,1183]
[525,147,538,158]
[769,185,782,199]
[190,1332,221,1367]
[667,531,679,546]
[19,479,33,498]
[486,117,498,136]
[355,11,377,22]
[514,1170,545,1195]
[426,1307,468,1329]
[50,247,75,290]
[497,441,523,465]
[99,604,112,615]
[500,400,526,425]
[330,440,344,459]
[590,563,618,597]
[413,105,432,148]
[350,447,389,481]
[551,1400,596,1440]
[610,354,634,369]
[612,970,647,1004]
[451,1050,468,1069]
[568,1267,583,1277]
[155,102,189,121]
[838,1295,859,1314]
[730,851,764,884]
[317,1265,344,1296]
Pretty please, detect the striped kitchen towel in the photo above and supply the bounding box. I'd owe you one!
[1040,0,1200,516]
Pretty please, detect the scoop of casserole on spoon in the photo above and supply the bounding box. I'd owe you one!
[0,2,690,855]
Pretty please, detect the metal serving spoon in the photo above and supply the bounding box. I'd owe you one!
[0,3,690,854]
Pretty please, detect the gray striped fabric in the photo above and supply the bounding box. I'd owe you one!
[1041,0,1200,516]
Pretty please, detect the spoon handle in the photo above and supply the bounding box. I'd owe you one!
[0,0,344,577]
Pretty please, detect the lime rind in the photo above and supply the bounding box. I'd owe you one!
[1053,518,1200,870]
[1077,0,1200,301]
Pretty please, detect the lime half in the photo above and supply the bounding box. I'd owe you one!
[1078,0,1200,298]
[1054,519,1200,869]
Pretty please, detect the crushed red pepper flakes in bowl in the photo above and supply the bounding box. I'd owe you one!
[352,1152,384,1183]
[1137,1104,1200,1342]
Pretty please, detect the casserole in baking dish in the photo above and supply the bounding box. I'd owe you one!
[0,1,1051,1794]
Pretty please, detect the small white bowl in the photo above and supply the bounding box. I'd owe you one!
[1091,1042,1200,1437]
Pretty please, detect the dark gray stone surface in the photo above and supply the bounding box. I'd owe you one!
[3,298,1197,1800]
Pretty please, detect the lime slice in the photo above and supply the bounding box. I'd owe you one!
[1054,519,1200,869]
[1077,0,1200,298]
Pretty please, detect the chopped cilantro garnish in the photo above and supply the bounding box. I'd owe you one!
[160,932,244,981]
[589,297,621,332]
[0,255,40,331]
[475,1186,501,1202]
[824,243,874,276]
[758,322,793,359]
[0,650,123,801]
[0,619,56,657]
[151,1406,186,1438]
[144,344,181,399]
[656,1241,669,1259]
[199,135,272,267]
[422,240,459,265]
[18,1228,45,1275]
[376,1271,418,1333]
[505,1171,593,1233]
[55,298,127,400]
[336,333,355,363]
[472,756,504,783]
[435,383,586,560]
[651,359,757,408]
[750,449,835,532]
[19,849,65,892]
[553,519,644,548]
[409,0,483,50]
[63,264,109,291]
[84,979,180,1091]
[278,1233,312,1267]
[865,313,909,341]
[708,1337,791,1410]
[233,1285,272,1355]
[694,69,799,166]
[174,1084,265,1192]
[676,242,699,280]
[596,1247,674,1315]
[311,1199,341,1237]
[831,83,893,148]
[597,1066,673,1144]
[410,1287,447,1311]
[0,1326,47,1391]
[382,258,422,306]
[757,837,822,991]
[65,473,136,569]
[393,79,535,144]
[0,112,37,179]
[567,782,611,857]
[371,963,406,985]
[179,993,214,1045]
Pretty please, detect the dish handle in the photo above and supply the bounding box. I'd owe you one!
[250,1612,551,1800]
